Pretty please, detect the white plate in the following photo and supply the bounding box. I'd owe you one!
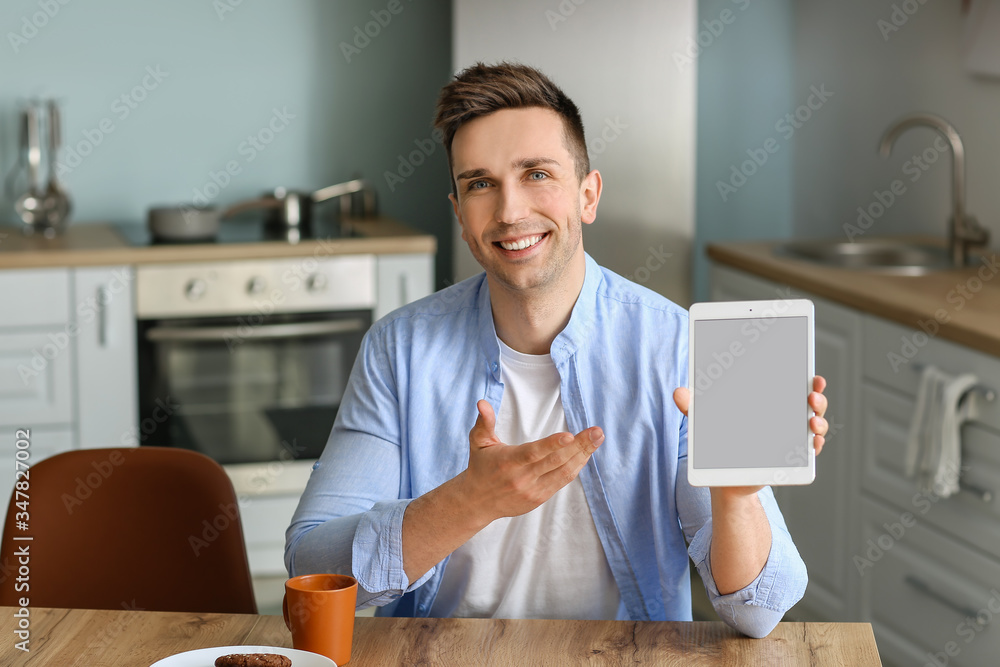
[149,645,336,667]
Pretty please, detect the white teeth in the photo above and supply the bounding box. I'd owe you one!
[499,235,543,251]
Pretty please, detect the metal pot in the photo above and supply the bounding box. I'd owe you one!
[220,179,375,243]
[148,205,220,242]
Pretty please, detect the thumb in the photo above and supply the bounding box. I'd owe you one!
[471,399,500,448]
[673,387,690,417]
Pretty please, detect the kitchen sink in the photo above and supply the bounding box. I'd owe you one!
[773,239,955,275]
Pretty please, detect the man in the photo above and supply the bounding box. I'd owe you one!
[285,62,829,638]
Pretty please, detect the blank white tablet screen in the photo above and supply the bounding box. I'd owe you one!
[692,316,808,469]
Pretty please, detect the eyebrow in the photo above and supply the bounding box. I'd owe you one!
[455,157,562,182]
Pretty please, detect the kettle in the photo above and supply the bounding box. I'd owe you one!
[220,179,376,243]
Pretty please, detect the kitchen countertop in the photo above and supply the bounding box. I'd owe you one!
[708,237,1000,358]
[0,217,436,269]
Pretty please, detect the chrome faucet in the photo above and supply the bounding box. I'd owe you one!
[879,113,989,267]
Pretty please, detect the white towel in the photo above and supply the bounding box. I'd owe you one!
[904,365,979,498]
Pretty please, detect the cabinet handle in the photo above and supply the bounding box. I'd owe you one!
[904,575,984,625]
[398,273,409,306]
[97,286,110,347]
[958,479,994,504]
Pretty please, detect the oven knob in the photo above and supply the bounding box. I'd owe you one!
[184,278,207,301]
[246,276,267,296]
[306,273,328,293]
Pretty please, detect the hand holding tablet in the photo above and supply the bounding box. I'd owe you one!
[684,299,825,487]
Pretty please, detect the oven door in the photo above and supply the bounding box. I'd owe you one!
[137,309,370,464]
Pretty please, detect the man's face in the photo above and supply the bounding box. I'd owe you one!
[449,107,600,296]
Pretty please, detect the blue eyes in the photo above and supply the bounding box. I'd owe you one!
[466,172,548,191]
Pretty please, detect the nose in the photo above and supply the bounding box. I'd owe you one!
[494,182,530,226]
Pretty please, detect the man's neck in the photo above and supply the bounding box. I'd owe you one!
[488,258,586,355]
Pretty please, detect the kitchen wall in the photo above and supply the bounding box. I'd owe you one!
[790,0,1000,243]
[694,0,1000,301]
[693,0,795,302]
[451,0,696,307]
[0,0,455,286]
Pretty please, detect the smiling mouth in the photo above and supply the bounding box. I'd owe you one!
[495,234,547,251]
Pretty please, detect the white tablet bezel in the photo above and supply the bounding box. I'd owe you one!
[687,299,816,487]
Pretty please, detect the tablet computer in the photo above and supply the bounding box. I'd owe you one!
[687,299,815,487]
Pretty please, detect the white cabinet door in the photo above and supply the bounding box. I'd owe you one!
[0,268,70,327]
[777,296,862,621]
[711,263,862,621]
[73,266,137,449]
[375,254,434,321]
[0,330,73,427]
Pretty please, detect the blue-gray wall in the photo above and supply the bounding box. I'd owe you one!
[0,0,453,286]
[694,0,794,302]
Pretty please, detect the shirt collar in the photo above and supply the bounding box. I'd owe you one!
[476,252,603,377]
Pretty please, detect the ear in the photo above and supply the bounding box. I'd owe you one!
[579,169,602,225]
[449,193,468,241]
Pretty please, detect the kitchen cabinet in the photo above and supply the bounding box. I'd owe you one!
[710,265,862,623]
[375,253,434,321]
[73,266,137,450]
[0,265,137,518]
[711,262,1000,667]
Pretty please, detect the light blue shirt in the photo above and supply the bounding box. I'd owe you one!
[285,253,807,638]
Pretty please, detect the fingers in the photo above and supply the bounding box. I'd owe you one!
[673,387,690,417]
[809,375,828,419]
[469,400,501,449]
[513,426,604,478]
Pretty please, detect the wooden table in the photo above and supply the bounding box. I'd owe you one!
[0,607,882,665]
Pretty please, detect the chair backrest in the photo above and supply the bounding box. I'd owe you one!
[0,447,257,614]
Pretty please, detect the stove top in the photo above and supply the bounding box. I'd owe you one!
[115,214,355,247]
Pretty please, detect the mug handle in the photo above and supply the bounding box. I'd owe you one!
[282,594,292,631]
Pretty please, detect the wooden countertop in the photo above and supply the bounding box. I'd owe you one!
[0,217,436,269]
[708,237,1000,358]
[0,607,883,665]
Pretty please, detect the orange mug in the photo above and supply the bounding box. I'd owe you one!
[282,573,358,665]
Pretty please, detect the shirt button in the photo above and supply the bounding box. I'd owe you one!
[492,362,499,373]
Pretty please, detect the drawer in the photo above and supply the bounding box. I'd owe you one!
[861,315,1000,433]
[0,330,74,426]
[0,268,70,327]
[861,381,1000,558]
[861,496,1000,667]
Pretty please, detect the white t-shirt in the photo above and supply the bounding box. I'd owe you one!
[428,339,621,619]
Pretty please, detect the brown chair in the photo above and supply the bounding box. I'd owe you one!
[0,447,257,614]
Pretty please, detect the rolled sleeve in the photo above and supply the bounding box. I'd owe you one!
[685,487,807,638]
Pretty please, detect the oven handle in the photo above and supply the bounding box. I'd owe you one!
[145,318,367,342]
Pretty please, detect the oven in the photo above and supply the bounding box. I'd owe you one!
[135,255,374,480]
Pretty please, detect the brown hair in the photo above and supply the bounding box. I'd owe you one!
[433,62,590,194]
